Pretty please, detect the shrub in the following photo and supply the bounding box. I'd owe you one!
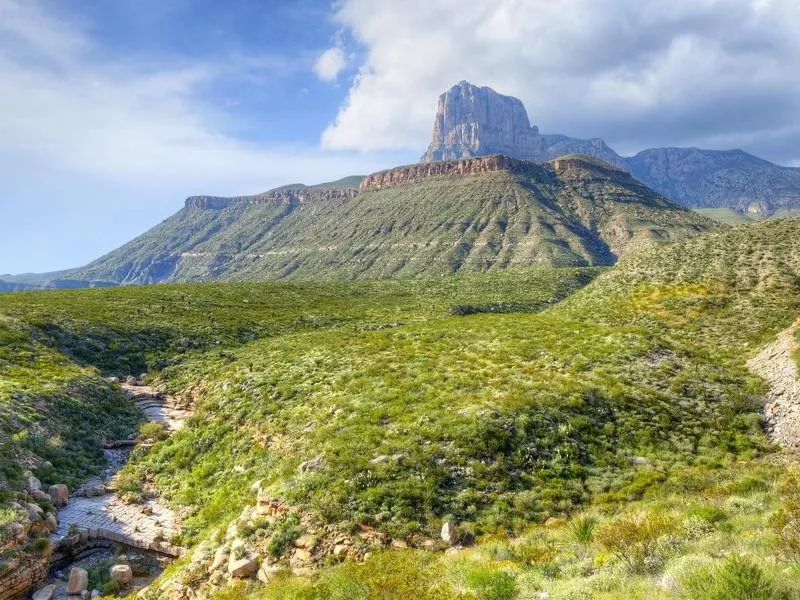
[595,511,677,573]
[680,555,792,600]
[138,422,169,443]
[267,514,303,558]
[463,567,519,600]
[567,515,598,546]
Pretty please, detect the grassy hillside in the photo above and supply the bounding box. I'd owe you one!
[62,156,716,285]
[5,220,800,598]
[694,208,755,225]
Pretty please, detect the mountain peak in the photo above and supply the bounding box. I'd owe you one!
[420,82,626,169]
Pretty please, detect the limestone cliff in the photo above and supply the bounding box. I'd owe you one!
[186,187,357,210]
[420,81,625,168]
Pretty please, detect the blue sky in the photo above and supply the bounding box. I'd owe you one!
[2,0,799,274]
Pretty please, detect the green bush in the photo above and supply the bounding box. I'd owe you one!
[267,514,303,558]
[463,567,519,600]
[596,511,677,573]
[681,555,793,600]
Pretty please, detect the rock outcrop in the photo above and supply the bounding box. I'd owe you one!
[420,81,800,215]
[420,81,625,168]
[360,155,544,192]
[185,187,358,210]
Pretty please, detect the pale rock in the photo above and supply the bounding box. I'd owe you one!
[110,564,133,585]
[26,502,43,521]
[32,584,56,600]
[49,484,69,506]
[81,591,90,600]
[228,556,258,578]
[257,564,282,584]
[297,455,325,473]
[440,521,457,546]
[32,489,51,503]
[44,513,58,533]
[211,546,229,571]
[66,567,89,595]
[27,474,42,493]
[290,548,312,567]
[333,544,348,557]
[659,573,680,593]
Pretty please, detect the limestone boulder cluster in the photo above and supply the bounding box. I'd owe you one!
[146,481,457,599]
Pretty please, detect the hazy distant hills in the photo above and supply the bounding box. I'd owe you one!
[422,81,800,217]
[58,154,715,285]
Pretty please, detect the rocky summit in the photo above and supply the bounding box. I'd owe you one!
[420,81,625,168]
[421,81,800,217]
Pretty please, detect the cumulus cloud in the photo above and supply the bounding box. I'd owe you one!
[313,46,347,81]
[321,0,800,163]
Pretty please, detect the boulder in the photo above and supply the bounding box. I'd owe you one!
[66,567,89,595]
[44,513,58,533]
[49,484,69,506]
[440,521,457,546]
[211,545,229,571]
[110,564,133,585]
[297,455,325,473]
[26,502,43,521]
[257,564,282,584]
[32,584,56,600]
[27,474,42,493]
[32,489,51,503]
[81,592,90,600]
[84,484,106,497]
[228,556,258,578]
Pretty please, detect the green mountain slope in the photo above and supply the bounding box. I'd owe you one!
[64,155,716,285]
[6,220,800,597]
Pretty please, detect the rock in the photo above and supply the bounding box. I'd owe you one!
[81,591,90,600]
[84,484,106,497]
[91,591,100,598]
[32,584,56,600]
[544,517,566,528]
[419,81,624,168]
[290,548,312,567]
[125,375,139,386]
[440,521,457,546]
[228,556,258,578]
[110,564,133,585]
[333,544,348,557]
[211,546,229,571]
[32,489,51,503]
[535,593,551,600]
[44,513,58,533]
[26,502,43,521]
[630,456,651,467]
[49,484,69,506]
[27,474,42,493]
[66,567,89,595]
[257,564,282,584]
[294,534,316,549]
[297,454,325,473]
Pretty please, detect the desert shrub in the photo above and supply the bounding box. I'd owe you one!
[567,515,598,545]
[267,514,303,558]
[511,532,559,568]
[680,555,793,600]
[595,511,677,573]
[685,505,727,524]
[463,566,519,600]
[139,421,169,443]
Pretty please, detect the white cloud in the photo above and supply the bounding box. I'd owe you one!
[313,46,347,81]
[321,0,800,163]
[0,0,390,196]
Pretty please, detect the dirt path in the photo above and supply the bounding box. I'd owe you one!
[747,320,800,450]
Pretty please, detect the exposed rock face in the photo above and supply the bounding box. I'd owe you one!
[360,155,544,192]
[627,147,800,213]
[49,484,69,507]
[186,187,358,210]
[420,81,625,168]
[421,81,800,215]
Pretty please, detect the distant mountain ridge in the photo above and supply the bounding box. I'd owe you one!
[49,154,715,285]
[422,81,800,217]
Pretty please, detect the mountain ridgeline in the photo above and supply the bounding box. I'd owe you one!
[422,81,800,217]
[60,155,715,285]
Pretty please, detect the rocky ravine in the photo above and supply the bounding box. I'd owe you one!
[747,321,800,450]
[17,381,190,600]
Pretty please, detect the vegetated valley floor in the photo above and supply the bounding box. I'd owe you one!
[5,220,800,598]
